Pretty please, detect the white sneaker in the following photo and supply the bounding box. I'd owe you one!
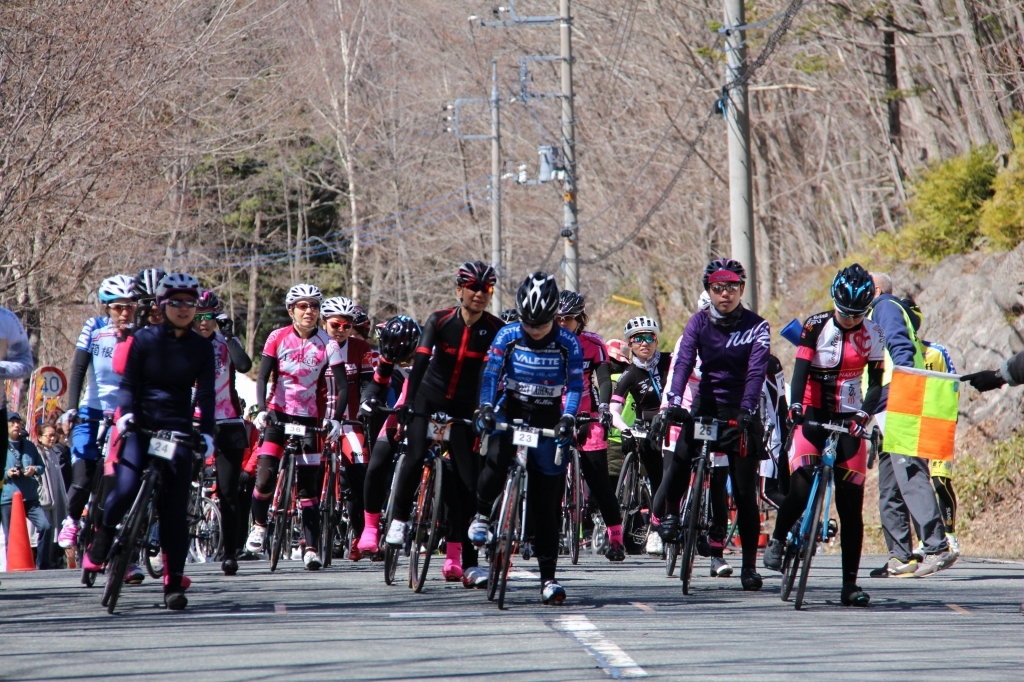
[385,519,406,547]
[149,552,164,575]
[645,530,663,554]
[946,534,961,557]
[303,549,322,571]
[245,525,266,553]
[291,547,302,561]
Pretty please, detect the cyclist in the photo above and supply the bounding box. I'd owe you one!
[354,316,419,561]
[0,306,33,466]
[555,291,625,561]
[499,308,519,324]
[133,268,167,328]
[469,272,583,604]
[609,315,671,554]
[320,296,374,560]
[385,262,502,584]
[351,306,372,342]
[58,275,143,581]
[82,273,215,610]
[246,284,346,571]
[657,258,770,591]
[762,264,884,606]
[191,290,253,575]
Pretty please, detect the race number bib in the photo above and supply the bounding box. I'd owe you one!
[148,437,176,460]
[284,423,307,437]
[694,421,718,441]
[512,428,540,449]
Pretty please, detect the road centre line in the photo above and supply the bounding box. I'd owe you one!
[552,614,647,679]
[630,602,656,614]
[946,603,971,615]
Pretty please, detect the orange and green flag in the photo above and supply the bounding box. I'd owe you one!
[884,366,959,461]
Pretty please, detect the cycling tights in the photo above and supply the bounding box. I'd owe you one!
[213,423,247,556]
[577,448,622,527]
[931,476,957,535]
[634,438,663,504]
[67,459,99,519]
[476,435,566,583]
[252,456,321,549]
[773,467,864,585]
[340,461,366,538]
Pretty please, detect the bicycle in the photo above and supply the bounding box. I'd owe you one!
[186,470,222,563]
[368,405,412,586]
[676,416,739,596]
[614,422,653,560]
[560,416,596,566]
[75,416,113,583]
[485,420,558,610]
[85,426,200,614]
[780,419,881,609]
[263,418,328,572]
[318,419,365,568]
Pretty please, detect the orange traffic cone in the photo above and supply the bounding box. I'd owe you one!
[6,490,38,571]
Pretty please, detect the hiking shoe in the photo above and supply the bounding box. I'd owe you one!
[462,566,488,589]
[946,534,961,557]
[710,556,733,577]
[740,568,763,591]
[869,557,917,578]
[57,517,78,549]
[915,550,957,577]
[763,538,784,572]
[385,519,407,547]
[245,525,266,553]
[541,580,566,605]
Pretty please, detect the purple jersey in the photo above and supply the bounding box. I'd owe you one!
[666,307,770,413]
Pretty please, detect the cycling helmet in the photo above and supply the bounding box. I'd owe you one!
[702,257,746,290]
[196,289,221,312]
[606,338,629,364]
[98,275,135,303]
[456,261,497,288]
[697,290,712,312]
[557,290,586,318]
[515,272,559,325]
[831,263,874,316]
[285,283,322,306]
[321,296,359,319]
[352,306,371,335]
[499,308,520,324]
[624,315,659,337]
[376,315,422,364]
[133,268,166,299]
[156,273,200,302]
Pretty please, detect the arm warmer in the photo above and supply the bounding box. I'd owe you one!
[256,355,276,412]
[226,337,253,374]
[594,362,612,405]
[861,362,884,415]
[329,362,348,421]
[66,349,92,409]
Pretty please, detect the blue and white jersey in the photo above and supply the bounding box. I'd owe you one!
[0,307,34,410]
[480,324,584,426]
[75,316,121,412]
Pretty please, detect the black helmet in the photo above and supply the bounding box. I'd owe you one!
[456,261,497,288]
[499,308,519,324]
[831,263,874,316]
[702,258,746,290]
[516,272,559,326]
[352,306,371,335]
[196,289,221,312]
[376,315,422,363]
[134,268,166,299]
[557,290,586,318]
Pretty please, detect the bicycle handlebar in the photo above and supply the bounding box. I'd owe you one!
[803,420,871,439]
[493,421,557,439]
[370,404,473,426]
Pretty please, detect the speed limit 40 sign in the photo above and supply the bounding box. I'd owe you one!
[37,366,67,398]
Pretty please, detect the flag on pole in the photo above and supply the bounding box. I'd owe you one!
[884,366,959,460]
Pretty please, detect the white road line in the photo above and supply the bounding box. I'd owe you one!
[552,614,647,679]
[388,612,484,619]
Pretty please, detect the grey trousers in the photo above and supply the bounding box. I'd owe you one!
[877,452,947,560]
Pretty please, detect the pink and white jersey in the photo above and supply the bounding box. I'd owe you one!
[262,326,343,418]
[577,331,609,415]
[195,333,243,422]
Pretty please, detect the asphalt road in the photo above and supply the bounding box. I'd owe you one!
[2,551,1022,681]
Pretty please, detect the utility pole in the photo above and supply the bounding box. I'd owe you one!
[490,60,503,312]
[724,0,758,311]
[559,0,579,292]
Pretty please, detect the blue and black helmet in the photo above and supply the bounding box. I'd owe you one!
[831,264,874,316]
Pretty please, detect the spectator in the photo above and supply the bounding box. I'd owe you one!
[0,305,34,457]
[3,411,52,569]
[38,422,72,491]
[36,422,69,566]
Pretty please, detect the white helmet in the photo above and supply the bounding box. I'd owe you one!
[99,275,135,303]
[156,273,200,301]
[697,291,712,312]
[321,296,359,319]
[285,283,322,306]
[624,315,659,337]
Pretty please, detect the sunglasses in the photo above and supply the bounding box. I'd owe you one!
[292,302,320,312]
[522,320,551,330]
[194,312,217,322]
[108,303,137,313]
[630,333,656,345]
[462,283,494,294]
[165,299,198,309]
[556,315,576,324]
[328,320,353,331]
[835,308,865,320]
[709,283,742,294]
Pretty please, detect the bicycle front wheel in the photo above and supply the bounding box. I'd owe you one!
[780,536,800,602]
[319,453,338,567]
[104,470,157,614]
[269,456,295,572]
[412,461,443,593]
[680,457,706,596]
[143,504,161,580]
[383,453,404,585]
[191,497,222,563]
[496,467,523,610]
[795,467,828,610]
[566,450,583,565]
